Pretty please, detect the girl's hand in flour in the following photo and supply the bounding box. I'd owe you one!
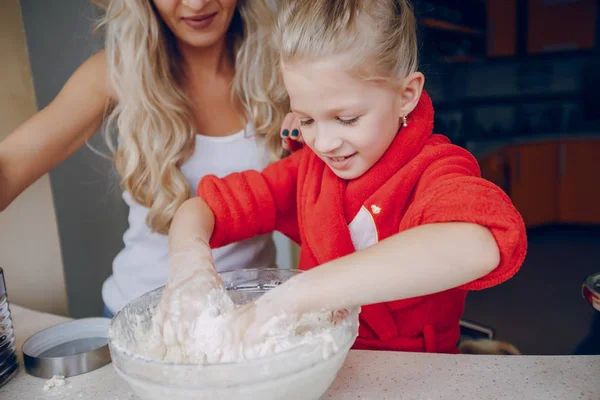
[159,245,222,319]
[221,300,350,358]
[221,302,259,349]
[221,273,351,351]
[220,300,284,352]
[155,241,227,361]
[281,112,304,153]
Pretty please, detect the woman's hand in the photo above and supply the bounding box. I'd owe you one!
[280,112,304,152]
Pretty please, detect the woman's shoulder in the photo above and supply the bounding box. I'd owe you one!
[76,49,116,100]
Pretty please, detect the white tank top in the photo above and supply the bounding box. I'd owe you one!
[102,123,276,313]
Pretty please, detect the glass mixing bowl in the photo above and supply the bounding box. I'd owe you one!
[108,268,359,400]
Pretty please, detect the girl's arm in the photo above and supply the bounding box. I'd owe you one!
[197,149,304,248]
[257,222,500,315]
[169,197,215,254]
[164,197,218,290]
[165,148,304,287]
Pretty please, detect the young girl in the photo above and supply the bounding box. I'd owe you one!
[161,0,527,354]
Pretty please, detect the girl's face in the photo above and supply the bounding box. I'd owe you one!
[283,58,403,180]
[153,0,238,49]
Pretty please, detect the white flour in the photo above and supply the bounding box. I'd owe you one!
[43,375,66,391]
[121,289,339,365]
[111,266,342,365]
[107,267,359,400]
[109,259,347,369]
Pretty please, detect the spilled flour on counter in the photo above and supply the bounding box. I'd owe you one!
[43,375,66,391]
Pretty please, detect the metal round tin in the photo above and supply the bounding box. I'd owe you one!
[22,317,111,378]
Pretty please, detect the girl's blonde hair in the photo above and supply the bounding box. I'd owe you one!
[275,0,418,86]
[94,0,288,234]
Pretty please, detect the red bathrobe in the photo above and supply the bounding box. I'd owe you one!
[198,92,527,353]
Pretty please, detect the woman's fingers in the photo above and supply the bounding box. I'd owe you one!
[288,117,304,144]
[281,113,304,152]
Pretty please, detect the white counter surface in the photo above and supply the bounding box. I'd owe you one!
[2,304,598,399]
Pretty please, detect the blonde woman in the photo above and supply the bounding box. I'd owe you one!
[0,0,300,317]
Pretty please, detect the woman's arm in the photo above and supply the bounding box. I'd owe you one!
[257,222,500,315]
[0,51,112,210]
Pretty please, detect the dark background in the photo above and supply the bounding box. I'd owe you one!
[414,0,600,355]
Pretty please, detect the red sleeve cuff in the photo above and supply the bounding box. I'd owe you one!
[197,171,277,248]
[404,176,527,290]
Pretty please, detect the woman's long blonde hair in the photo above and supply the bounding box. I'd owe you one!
[94,0,288,234]
[275,0,418,86]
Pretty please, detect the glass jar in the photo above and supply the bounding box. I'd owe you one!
[582,272,600,312]
[0,267,18,388]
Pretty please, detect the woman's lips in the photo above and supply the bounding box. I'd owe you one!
[181,12,217,29]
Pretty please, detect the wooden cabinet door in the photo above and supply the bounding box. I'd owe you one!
[558,139,600,224]
[479,148,510,194]
[508,142,559,227]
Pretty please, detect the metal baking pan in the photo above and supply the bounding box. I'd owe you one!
[22,317,112,378]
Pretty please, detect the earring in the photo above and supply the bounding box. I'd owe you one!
[402,116,408,127]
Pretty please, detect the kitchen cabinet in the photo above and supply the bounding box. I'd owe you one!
[507,141,560,227]
[486,0,517,58]
[478,148,509,193]
[557,140,600,224]
[528,0,597,54]
[478,138,600,227]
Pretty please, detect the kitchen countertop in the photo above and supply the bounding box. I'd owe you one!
[2,304,599,400]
